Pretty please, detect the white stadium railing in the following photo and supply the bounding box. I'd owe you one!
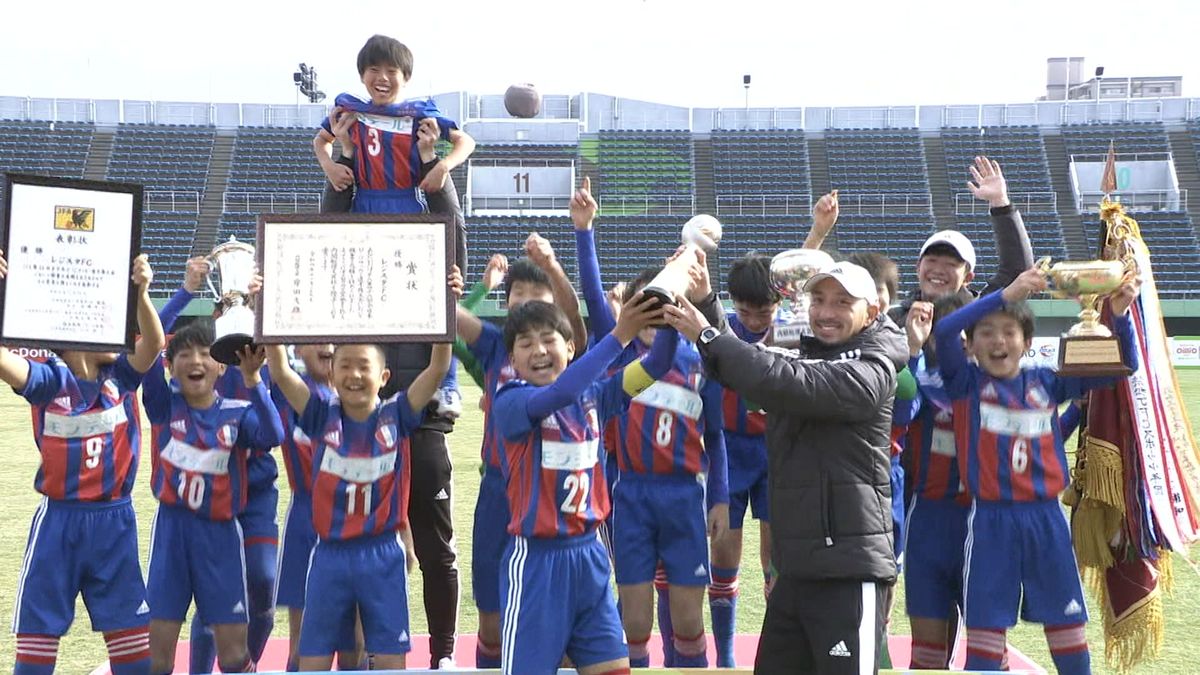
[716,195,811,216]
[144,190,200,213]
[222,191,322,214]
[954,192,1058,215]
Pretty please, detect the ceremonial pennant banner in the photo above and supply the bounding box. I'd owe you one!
[255,213,456,344]
[0,173,142,352]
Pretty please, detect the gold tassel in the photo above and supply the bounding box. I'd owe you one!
[1159,552,1174,594]
[1084,436,1126,513]
[1073,500,1117,569]
[1071,435,1125,569]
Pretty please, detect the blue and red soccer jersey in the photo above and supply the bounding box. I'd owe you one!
[903,355,968,503]
[272,375,331,497]
[494,377,632,539]
[616,341,728,498]
[468,321,518,471]
[19,356,143,501]
[143,362,283,520]
[935,291,1137,503]
[298,392,423,541]
[320,94,458,214]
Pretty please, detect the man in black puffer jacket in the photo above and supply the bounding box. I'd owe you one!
[666,260,908,675]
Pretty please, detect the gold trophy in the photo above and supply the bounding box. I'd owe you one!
[768,248,835,348]
[642,214,723,318]
[1036,255,1133,377]
[206,236,258,365]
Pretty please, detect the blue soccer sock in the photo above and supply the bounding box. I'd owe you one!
[964,627,1005,671]
[14,634,57,675]
[106,627,151,675]
[709,565,739,668]
[244,541,278,661]
[189,621,216,674]
[654,565,675,667]
[1046,623,1091,675]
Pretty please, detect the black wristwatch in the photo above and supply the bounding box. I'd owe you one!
[698,326,721,346]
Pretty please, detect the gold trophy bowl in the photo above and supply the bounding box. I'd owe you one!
[1035,256,1131,376]
[767,248,834,348]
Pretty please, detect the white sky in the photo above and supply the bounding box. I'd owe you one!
[2,0,1195,109]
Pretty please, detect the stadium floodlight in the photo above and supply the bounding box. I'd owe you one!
[293,63,324,104]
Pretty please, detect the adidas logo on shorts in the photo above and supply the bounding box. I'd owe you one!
[136,601,149,615]
[829,640,851,658]
[435,488,450,500]
[232,601,245,614]
[398,630,410,644]
[1065,599,1083,615]
[694,564,708,577]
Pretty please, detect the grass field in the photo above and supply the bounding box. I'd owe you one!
[0,370,1197,673]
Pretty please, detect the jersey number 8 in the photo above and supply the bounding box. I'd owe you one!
[654,411,674,448]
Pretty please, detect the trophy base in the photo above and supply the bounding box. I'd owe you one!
[639,285,676,327]
[1057,335,1131,377]
[211,333,254,366]
[769,322,808,349]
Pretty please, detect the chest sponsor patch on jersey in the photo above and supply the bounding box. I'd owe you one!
[320,449,397,483]
[356,113,414,134]
[541,438,599,472]
[931,426,957,457]
[633,381,703,421]
[162,438,231,475]
[42,404,128,439]
[979,402,1053,438]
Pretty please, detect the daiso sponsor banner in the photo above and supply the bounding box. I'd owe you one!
[1171,336,1200,367]
[1018,336,1200,369]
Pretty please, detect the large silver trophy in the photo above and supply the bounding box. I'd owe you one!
[641,214,723,319]
[768,248,835,348]
[207,236,257,365]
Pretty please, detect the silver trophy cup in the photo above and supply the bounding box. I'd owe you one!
[641,214,723,321]
[207,236,257,365]
[768,248,835,348]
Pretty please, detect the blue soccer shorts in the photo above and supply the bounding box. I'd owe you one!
[963,499,1089,629]
[238,470,279,544]
[612,474,709,586]
[726,433,769,528]
[471,467,511,613]
[299,531,411,657]
[500,533,627,675]
[146,504,249,625]
[274,493,316,609]
[13,497,148,636]
[903,497,969,620]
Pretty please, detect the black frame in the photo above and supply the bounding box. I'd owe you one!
[0,173,143,352]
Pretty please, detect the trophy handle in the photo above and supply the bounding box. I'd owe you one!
[205,254,221,300]
[1035,256,1069,300]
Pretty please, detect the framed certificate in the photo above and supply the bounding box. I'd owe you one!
[0,173,143,352]
[255,213,456,344]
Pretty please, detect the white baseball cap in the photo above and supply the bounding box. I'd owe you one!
[919,230,976,271]
[803,262,878,301]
